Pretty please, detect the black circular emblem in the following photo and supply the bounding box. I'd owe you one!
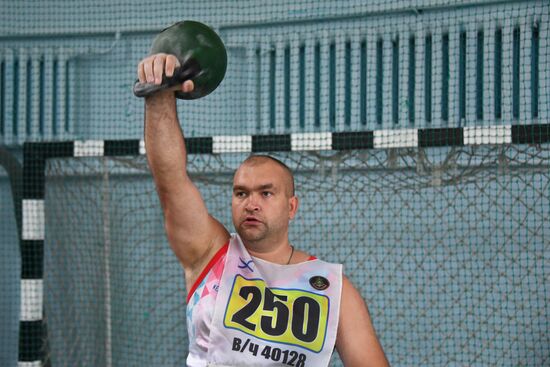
[309,276,330,290]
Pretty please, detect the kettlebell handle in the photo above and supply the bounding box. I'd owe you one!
[133,58,202,98]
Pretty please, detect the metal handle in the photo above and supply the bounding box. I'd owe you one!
[133,58,201,98]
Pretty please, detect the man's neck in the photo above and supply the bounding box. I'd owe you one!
[242,237,293,265]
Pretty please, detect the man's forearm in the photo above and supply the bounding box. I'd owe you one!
[144,91,188,193]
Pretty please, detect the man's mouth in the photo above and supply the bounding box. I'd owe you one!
[243,216,262,225]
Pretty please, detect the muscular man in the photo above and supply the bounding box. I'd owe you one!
[138,53,389,367]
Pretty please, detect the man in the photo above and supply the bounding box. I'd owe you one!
[138,53,389,367]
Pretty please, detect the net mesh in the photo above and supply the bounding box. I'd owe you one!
[41,144,549,366]
[0,0,549,366]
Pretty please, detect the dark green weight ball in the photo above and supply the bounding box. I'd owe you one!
[151,20,227,99]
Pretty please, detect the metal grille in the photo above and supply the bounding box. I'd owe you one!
[0,48,75,145]
[221,2,548,133]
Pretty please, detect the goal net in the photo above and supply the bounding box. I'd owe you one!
[41,141,549,366]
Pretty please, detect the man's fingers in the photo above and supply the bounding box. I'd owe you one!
[182,80,194,93]
[143,56,155,84]
[137,53,185,91]
[137,62,146,83]
[152,55,167,85]
[165,55,180,78]
[138,53,179,83]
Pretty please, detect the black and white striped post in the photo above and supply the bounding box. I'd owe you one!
[18,122,549,365]
[20,142,73,367]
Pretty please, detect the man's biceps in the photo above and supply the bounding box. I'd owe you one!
[164,205,211,236]
[161,184,209,216]
[165,232,206,267]
[164,220,209,255]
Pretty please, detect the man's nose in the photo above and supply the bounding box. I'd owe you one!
[245,194,260,211]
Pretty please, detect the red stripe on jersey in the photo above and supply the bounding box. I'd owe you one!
[186,241,229,303]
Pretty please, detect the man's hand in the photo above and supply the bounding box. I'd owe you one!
[137,53,195,94]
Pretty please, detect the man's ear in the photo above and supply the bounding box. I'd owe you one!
[289,196,299,220]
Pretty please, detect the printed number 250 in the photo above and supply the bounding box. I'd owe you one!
[231,285,321,342]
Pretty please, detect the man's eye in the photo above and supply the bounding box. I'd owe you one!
[235,192,246,198]
[262,191,273,197]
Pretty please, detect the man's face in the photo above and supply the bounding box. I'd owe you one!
[232,160,297,244]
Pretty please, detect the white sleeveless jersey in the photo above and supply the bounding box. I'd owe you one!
[186,234,342,367]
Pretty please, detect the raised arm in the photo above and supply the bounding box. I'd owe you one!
[336,276,390,367]
[139,53,229,283]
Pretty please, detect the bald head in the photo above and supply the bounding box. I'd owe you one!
[238,155,295,197]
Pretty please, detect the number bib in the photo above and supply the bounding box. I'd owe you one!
[207,235,342,367]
